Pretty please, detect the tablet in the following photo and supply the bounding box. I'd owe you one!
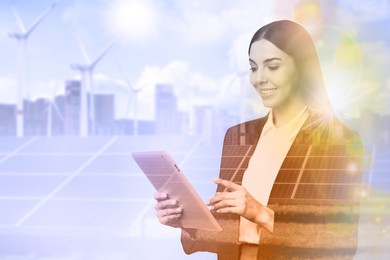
[132,151,223,232]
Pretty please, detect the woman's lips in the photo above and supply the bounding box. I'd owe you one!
[259,88,277,97]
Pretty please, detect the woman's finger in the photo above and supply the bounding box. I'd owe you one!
[156,207,183,219]
[213,178,242,192]
[155,199,178,210]
[215,206,242,215]
[153,192,168,201]
[207,191,241,206]
[212,197,244,211]
[158,213,182,227]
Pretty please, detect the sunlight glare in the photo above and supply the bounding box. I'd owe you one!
[106,0,157,40]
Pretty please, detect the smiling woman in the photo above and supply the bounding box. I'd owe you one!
[154,20,364,260]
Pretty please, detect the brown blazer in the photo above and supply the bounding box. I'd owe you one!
[181,114,363,259]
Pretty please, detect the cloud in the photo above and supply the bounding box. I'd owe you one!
[30,79,65,101]
[99,59,256,121]
[0,78,17,104]
[228,32,254,72]
[86,55,266,121]
[131,59,265,121]
[339,0,390,22]
[60,1,113,44]
[61,0,162,44]
[102,0,162,41]
[167,0,275,46]
[0,24,7,40]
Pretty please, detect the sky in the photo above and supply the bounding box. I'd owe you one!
[0,0,389,122]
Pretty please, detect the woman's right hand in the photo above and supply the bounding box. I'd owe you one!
[154,192,183,228]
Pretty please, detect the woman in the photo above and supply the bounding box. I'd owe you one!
[154,20,363,259]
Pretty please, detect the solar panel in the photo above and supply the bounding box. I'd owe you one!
[0,176,67,196]
[274,170,300,183]
[0,154,91,173]
[21,200,149,229]
[54,176,155,198]
[0,200,40,226]
[294,184,356,200]
[81,154,139,174]
[0,137,33,152]
[0,136,218,234]
[19,137,114,153]
[103,136,200,153]
[219,144,363,205]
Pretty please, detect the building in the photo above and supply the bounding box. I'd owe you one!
[155,84,178,135]
[193,105,214,141]
[51,95,66,136]
[23,98,48,136]
[64,80,81,135]
[0,104,16,136]
[94,94,115,135]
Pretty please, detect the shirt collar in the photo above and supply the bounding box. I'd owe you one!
[261,106,309,138]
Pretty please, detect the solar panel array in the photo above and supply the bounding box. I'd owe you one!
[0,136,389,259]
[0,136,221,259]
[219,144,362,205]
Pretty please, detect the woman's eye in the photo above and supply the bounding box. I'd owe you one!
[249,67,257,72]
[268,65,279,71]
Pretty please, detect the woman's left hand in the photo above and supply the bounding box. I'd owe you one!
[206,178,274,233]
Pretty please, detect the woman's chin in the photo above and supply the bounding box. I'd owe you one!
[260,99,278,109]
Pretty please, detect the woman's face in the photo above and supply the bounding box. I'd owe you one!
[249,39,300,110]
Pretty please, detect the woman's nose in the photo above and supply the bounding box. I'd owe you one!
[256,68,268,84]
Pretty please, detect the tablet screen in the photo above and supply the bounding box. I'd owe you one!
[132,151,223,232]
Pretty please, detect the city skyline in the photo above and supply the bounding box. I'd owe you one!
[0,79,239,138]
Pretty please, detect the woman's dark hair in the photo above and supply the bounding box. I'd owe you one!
[249,20,332,115]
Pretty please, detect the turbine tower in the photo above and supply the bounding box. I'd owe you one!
[124,80,147,136]
[8,2,56,137]
[70,37,115,136]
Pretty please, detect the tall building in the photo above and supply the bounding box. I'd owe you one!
[23,98,48,136]
[64,80,81,135]
[194,105,214,141]
[94,94,115,135]
[51,95,66,136]
[0,104,16,136]
[155,84,178,135]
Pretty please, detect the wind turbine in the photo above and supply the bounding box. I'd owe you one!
[70,36,115,136]
[8,1,56,137]
[117,66,147,136]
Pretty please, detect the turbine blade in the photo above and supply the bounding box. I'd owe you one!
[11,6,26,33]
[52,100,64,121]
[118,66,134,90]
[116,62,148,92]
[135,81,149,91]
[74,32,91,64]
[90,38,116,68]
[25,1,56,37]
